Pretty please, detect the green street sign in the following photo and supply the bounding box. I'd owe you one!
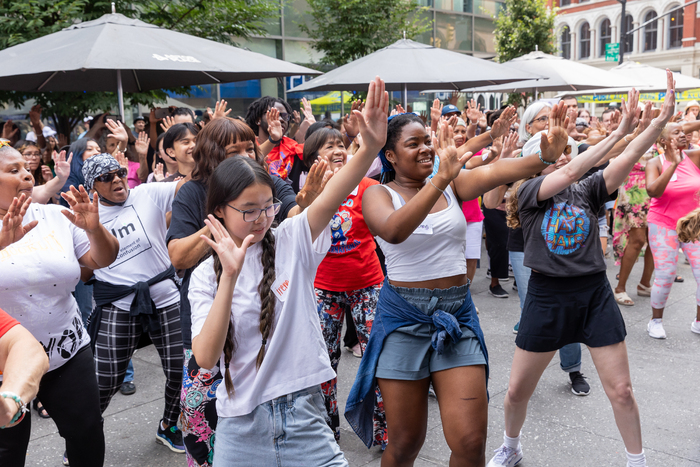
[605,42,620,62]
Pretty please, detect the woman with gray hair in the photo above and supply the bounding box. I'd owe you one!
[518,101,552,145]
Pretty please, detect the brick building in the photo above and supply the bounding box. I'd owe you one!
[549,0,700,77]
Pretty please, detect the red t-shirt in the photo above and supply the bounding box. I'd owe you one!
[314,178,385,292]
[264,136,303,181]
[0,308,19,339]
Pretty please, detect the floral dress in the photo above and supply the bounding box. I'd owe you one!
[612,146,659,264]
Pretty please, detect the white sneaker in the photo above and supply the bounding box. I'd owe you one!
[647,319,667,339]
[691,320,700,335]
[487,443,523,467]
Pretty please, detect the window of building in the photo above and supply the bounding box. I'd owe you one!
[580,22,591,59]
[622,15,634,53]
[599,18,611,57]
[435,12,472,51]
[434,0,472,13]
[560,26,571,59]
[560,0,571,6]
[669,7,684,49]
[474,17,496,53]
[644,11,658,52]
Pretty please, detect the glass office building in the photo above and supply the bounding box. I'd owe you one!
[165,0,504,118]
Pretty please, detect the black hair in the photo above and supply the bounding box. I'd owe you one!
[302,128,344,168]
[601,107,617,116]
[205,156,277,395]
[172,107,195,122]
[162,122,199,155]
[560,94,578,103]
[244,96,293,135]
[487,108,505,127]
[381,113,425,184]
[304,119,340,141]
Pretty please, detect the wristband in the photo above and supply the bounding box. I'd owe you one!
[538,151,555,166]
[345,133,356,142]
[268,135,281,145]
[429,178,445,194]
[0,392,28,429]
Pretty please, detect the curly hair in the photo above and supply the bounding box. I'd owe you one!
[505,175,539,229]
[206,156,277,395]
[677,206,700,244]
[244,96,293,135]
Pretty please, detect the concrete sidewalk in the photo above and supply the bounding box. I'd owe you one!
[25,257,700,466]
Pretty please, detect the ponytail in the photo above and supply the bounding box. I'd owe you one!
[256,228,276,369]
[212,249,237,396]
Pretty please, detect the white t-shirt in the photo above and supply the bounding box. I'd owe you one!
[95,182,179,310]
[0,204,91,371]
[189,210,335,417]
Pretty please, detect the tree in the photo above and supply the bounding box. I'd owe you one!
[300,0,432,67]
[0,0,278,138]
[492,0,558,106]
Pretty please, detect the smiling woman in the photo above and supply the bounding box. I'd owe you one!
[0,145,118,466]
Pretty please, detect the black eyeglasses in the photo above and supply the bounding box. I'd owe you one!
[529,115,548,125]
[95,168,128,184]
[278,112,291,122]
[227,201,281,222]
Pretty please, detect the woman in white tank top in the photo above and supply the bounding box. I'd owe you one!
[357,105,572,466]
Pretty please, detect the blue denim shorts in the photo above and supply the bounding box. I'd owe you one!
[375,283,486,380]
[212,385,347,467]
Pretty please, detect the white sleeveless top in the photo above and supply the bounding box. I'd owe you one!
[375,184,467,282]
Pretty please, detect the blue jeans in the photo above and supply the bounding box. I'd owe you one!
[74,279,94,326]
[123,360,134,383]
[509,251,581,373]
[213,385,347,467]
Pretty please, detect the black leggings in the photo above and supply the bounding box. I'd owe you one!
[0,345,105,467]
[483,206,509,279]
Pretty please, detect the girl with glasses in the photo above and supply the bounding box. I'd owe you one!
[188,77,389,466]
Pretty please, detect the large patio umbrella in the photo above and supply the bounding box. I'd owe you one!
[288,39,541,107]
[462,51,644,95]
[0,12,320,117]
[608,62,700,92]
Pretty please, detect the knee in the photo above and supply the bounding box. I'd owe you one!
[447,429,487,461]
[386,430,425,462]
[505,383,531,406]
[608,381,636,410]
[627,236,645,251]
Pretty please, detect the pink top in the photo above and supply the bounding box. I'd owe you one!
[647,154,700,231]
[462,199,484,222]
[127,160,142,189]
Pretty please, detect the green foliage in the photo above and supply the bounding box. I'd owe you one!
[0,0,278,137]
[493,0,557,63]
[300,0,433,67]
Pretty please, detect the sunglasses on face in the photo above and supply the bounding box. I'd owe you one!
[227,201,282,223]
[278,112,291,122]
[95,168,128,184]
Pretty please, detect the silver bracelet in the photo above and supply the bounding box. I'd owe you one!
[429,178,445,193]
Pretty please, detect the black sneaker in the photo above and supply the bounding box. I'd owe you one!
[508,264,515,277]
[156,421,186,453]
[120,381,136,395]
[486,268,492,279]
[569,371,590,396]
[488,284,509,298]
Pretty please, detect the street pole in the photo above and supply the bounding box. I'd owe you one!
[618,0,626,65]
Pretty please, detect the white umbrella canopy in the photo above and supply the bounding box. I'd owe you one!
[288,39,541,106]
[608,62,700,92]
[0,13,320,116]
[462,51,645,94]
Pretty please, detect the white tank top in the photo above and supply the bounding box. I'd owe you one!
[375,184,467,282]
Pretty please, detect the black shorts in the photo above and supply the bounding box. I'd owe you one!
[515,271,626,352]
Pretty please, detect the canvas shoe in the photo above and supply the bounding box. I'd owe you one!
[647,319,666,339]
[691,320,700,335]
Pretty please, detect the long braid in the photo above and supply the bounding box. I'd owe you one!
[255,228,276,369]
[212,249,237,395]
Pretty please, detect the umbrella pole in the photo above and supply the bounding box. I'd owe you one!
[403,83,408,110]
[117,69,125,119]
[341,91,344,117]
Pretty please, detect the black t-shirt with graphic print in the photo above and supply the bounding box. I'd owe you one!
[517,171,614,277]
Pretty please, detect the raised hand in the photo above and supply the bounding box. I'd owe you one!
[58,133,68,148]
[490,106,517,139]
[53,151,72,183]
[0,194,38,250]
[113,150,128,169]
[501,131,520,160]
[213,100,232,120]
[301,97,315,123]
[153,163,165,182]
[28,105,42,126]
[41,165,53,183]
[292,110,301,125]
[201,215,254,278]
[343,100,364,138]
[105,119,129,144]
[656,69,677,125]
[61,186,101,233]
[160,116,175,132]
[296,159,331,209]
[666,139,683,165]
[2,120,18,140]
[353,76,389,152]
[465,99,482,124]
[633,101,654,136]
[611,88,641,137]
[135,132,150,156]
[430,99,443,124]
[434,122,471,182]
[266,107,283,141]
[449,92,463,106]
[395,104,406,114]
[539,101,570,164]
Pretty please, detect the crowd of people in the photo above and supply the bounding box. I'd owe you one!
[0,69,698,467]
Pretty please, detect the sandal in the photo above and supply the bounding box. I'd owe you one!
[33,399,50,419]
[637,284,652,297]
[675,275,684,283]
[614,291,635,307]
